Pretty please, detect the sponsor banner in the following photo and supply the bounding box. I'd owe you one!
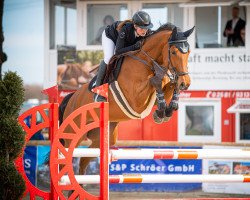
[109,147,202,192]
[203,145,250,194]
[57,50,102,91]
[180,91,250,99]
[24,146,37,186]
[37,146,51,190]
[188,51,250,90]
[36,146,87,190]
[24,145,202,192]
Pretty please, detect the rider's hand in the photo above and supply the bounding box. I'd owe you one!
[134,40,142,50]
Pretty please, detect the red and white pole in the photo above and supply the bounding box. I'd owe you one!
[100,102,109,200]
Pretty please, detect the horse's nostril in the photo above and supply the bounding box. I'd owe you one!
[179,82,187,90]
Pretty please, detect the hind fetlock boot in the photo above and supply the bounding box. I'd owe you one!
[94,60,107,102]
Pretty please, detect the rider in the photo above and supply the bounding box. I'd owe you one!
[94,11,153,102]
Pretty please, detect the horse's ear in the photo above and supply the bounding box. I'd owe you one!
[170,26,178,41]
[172,27,177,37]
[183,26,195,38]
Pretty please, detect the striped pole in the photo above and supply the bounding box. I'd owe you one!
[61,174,250,185]
[100,102,109,200]
[62,148,250,160]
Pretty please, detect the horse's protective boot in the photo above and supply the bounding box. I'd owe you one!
[94,60,107,102]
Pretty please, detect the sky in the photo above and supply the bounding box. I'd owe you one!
[3,0,44,85]
[1,1,167,86]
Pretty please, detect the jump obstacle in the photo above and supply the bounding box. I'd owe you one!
[15,87,250,200]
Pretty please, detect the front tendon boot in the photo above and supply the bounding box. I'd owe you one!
[94,60,107,102]
[164,89,179,122]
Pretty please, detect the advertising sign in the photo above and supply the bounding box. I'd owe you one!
[24,146,37,186]
[109,147,202,192]
[203,145,250,195]
[188,50,250,90]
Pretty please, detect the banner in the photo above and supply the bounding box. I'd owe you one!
[24,145,202,192]
[24,146,37,186]
[203,145,250,194]
[109,147,202,192]
[109,159,202,192]
[37,146,51,190]
[57,50,102,90]
[188,50,250,90]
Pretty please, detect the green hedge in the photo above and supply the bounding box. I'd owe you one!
[0,72,26,200]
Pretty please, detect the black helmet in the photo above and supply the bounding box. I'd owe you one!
[132,11,153,29]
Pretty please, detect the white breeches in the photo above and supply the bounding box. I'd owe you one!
[102,30,115,64]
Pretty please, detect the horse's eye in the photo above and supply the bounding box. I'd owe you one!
[171,51,176,55]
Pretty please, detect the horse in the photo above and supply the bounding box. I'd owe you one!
[58,62,96,90]
[59,24,194,176]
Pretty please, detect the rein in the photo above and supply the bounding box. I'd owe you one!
[128,41,189,84]
[126,39,189,121]
[128,50,174,82]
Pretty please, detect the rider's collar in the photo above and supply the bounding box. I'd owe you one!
[135,31,140,37]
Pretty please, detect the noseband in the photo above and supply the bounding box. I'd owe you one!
[168,40,189,83]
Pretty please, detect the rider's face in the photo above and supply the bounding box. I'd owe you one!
[134,25,148,36]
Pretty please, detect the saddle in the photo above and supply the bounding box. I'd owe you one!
[88,55,125,92]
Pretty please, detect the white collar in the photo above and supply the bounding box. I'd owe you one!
[135,31,140,37]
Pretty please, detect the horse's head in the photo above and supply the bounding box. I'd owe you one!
[167,26,194,90]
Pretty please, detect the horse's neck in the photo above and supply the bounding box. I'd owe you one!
[142,31,170,63]
[115,31,171,113]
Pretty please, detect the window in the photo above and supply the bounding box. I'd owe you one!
[178,99,221,142]
[66,8,77,46]
[142,3,183,30]
[228,99,250,143]
[196,6,246,48]
[240,113,250,140]
[55,6,64,46]
[87,4,128,45]
[50,1,77,49]
[186,106,214,136]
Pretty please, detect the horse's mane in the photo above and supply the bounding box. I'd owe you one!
[143,23,182,47]
[150,23,181,35]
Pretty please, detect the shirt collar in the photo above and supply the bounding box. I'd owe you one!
[135,31,140,37]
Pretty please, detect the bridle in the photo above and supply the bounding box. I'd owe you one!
[128,39,190,84]
[126,36,191,121]
[168,39,190,83]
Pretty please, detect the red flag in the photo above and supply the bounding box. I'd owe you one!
[91,83,109,99]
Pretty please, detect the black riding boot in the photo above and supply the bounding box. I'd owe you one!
[94,60,107,102]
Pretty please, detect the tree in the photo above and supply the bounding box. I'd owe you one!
[0,72,26,200]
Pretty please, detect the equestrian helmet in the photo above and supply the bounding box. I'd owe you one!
[132,11,153,29]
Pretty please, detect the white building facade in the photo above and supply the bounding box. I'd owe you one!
[44,0,250,144]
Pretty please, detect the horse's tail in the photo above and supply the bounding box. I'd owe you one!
[44,92,75,166]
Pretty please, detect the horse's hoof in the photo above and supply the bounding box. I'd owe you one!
[153,111,164,124]
[163,116,171,122]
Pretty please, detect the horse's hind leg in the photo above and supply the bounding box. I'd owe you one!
[78,127,100,175]
[79,122,118,175]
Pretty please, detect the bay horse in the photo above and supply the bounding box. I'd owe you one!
[60,24,194,175]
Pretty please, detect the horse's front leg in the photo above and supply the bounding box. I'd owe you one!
[163,89,179,122]
[153,92,167,124]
